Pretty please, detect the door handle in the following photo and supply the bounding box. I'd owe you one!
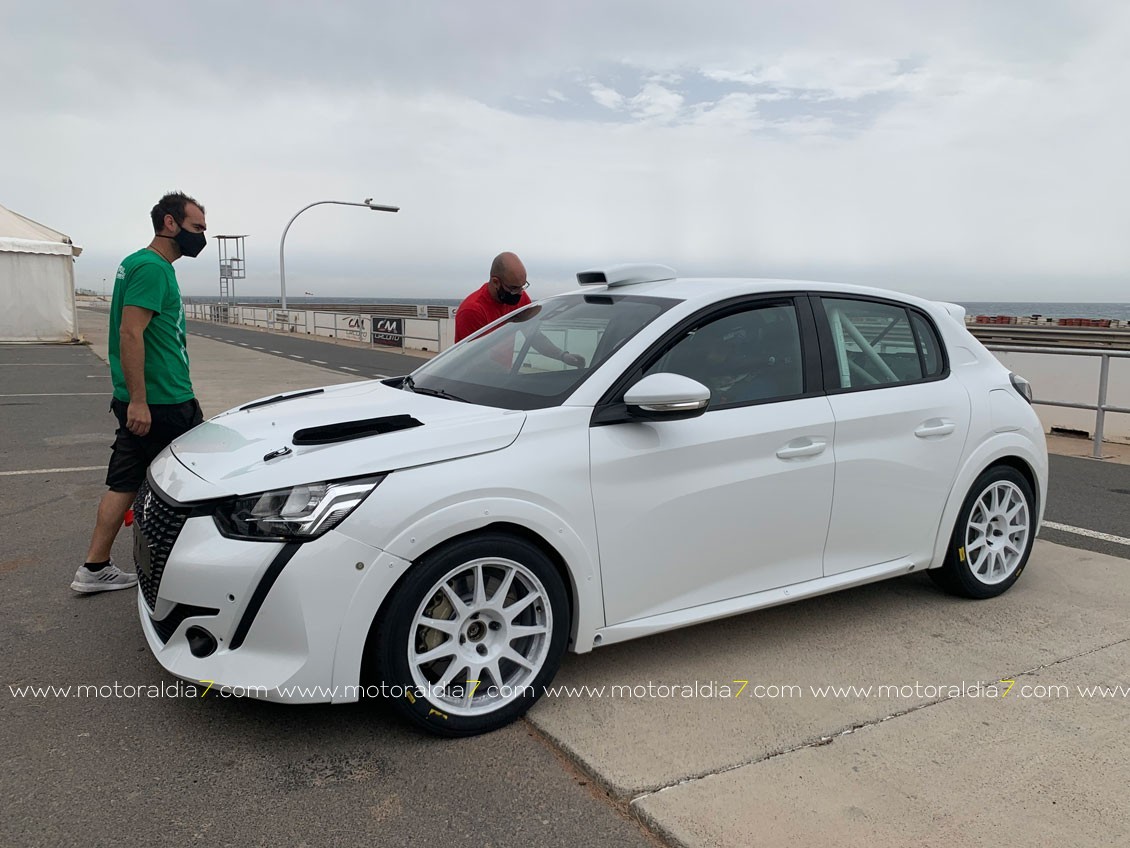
[776,437,827,459]
[915,419,956,438]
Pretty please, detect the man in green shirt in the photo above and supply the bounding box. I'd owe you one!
[71,192,208,593]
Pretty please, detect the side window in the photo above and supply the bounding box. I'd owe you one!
[910,312,944,378]
[822,298,942,389]
[645,302,803,408]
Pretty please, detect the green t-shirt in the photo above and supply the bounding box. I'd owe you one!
[109,248,195,405]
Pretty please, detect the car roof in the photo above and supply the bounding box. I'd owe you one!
[569,273,945,313]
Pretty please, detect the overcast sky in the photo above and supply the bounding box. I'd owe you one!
[3,0,1127,302]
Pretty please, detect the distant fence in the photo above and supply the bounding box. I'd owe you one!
[182,302,454,353]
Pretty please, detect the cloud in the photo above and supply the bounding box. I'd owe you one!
[2,0,1127,301]
[589,82,625,110]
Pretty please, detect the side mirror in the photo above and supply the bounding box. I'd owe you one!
[623,373,711,421]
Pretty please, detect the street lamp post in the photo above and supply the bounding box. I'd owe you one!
[278,198,399,311]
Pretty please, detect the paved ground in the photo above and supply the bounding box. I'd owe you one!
[0,338,658,848]
[1,310,1127,848]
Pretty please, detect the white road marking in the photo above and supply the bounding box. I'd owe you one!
[341,366,359,372]
[238,342,249,346]
[270,350,283,354]
[1042,521,1130,547]
[0,466,103,476]
[253,346,265,350]
[312,360,328,365]
[288,354,305,360]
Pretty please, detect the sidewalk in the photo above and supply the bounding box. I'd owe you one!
[74,308,1130,847]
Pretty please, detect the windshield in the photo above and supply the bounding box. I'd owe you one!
[408,293,677,409]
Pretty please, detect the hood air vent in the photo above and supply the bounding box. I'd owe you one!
[292,414,423,446]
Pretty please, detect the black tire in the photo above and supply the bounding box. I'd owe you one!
[373,532,569,737]
[930,465,1036,599]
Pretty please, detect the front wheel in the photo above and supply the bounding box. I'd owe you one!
[930,466,1036,599]
[373,533,569,737]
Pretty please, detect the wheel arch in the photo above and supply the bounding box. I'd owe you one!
[359,521,584,689]
[929,435,1047,569]
[987,455,1041,516]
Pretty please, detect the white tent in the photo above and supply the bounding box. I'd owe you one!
[0,203,82,342]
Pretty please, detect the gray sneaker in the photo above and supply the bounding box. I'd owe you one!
[71,562,139,594]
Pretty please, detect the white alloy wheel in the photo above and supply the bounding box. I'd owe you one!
[961,479,1031,585]
[408,557,553,716]
[374,533,569,736]
[932,466,1036,599]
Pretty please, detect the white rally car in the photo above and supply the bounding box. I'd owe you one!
[134,264,1047,736]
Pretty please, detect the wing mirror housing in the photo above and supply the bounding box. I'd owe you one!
[623,373,711,421]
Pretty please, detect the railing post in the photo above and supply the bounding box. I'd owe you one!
[1092,354,1110,459]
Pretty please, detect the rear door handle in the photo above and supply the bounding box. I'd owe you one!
[776,437,827,459]
[915,419,956,438]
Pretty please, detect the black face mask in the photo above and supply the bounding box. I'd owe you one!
[497,288,522,306]
[173,227,207,258]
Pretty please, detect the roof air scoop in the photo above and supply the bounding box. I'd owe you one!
[577,263,677,287]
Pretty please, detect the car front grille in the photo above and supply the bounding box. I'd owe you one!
[134,480,192,610]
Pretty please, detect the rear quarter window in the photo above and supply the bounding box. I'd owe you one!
[819,297,947,390]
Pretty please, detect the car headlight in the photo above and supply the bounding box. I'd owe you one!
[213,474,385,541]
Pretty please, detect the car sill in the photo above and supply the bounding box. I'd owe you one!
[593,557,922,649]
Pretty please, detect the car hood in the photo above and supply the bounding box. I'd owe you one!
[151,381,526,502]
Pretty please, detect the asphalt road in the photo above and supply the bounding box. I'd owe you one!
[187,318,424,381]
[0,343,657,848]
[1041,454,1130,557]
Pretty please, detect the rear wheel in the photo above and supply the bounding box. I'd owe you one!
[930,466,1035,599]
[373,533,569,737]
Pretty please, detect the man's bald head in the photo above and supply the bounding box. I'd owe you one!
[488,252,528,303]
[490,252,525,287]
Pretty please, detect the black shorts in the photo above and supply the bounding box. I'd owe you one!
[105,398,204,493]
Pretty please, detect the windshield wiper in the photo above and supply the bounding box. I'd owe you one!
[402,376,464,402]
[239,388,325,411]
[410,385,466,402]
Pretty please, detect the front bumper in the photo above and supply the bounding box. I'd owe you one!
[136,498,409,703]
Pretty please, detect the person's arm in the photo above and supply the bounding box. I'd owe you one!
[529,332,585,367]
[120,305,155,436]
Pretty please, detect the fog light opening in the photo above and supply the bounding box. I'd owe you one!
[185,626,218,658]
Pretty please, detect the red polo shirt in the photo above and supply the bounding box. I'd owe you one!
[454,283,532,342]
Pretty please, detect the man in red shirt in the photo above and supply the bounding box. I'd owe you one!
[454,252,532,341]
[453,252,584,366]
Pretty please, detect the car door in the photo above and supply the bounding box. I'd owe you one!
[814,296,971,576]
[588,297,836,626]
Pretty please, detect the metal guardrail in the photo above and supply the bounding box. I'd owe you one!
[181,303,444,353]
[971,325,1130,349]
[986,345,1130,459]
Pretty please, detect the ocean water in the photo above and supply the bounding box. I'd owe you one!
[957,302,1130,321]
